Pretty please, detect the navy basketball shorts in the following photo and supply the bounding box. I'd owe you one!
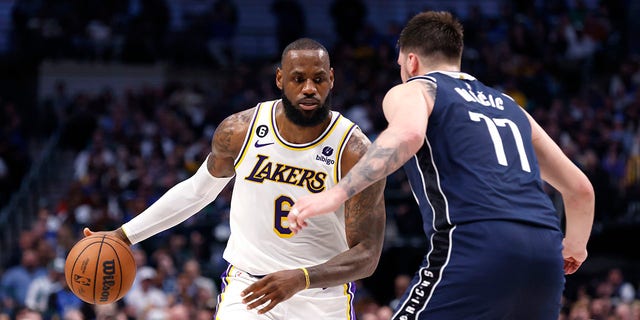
[392,220,565,320]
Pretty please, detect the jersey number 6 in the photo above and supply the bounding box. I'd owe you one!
[274,195,294,238]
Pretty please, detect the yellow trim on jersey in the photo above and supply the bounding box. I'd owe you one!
[269,102,343,150]
[215,265,236,320]
[333,122,357,184]
[234,102,266,169]
[343,283,353,320]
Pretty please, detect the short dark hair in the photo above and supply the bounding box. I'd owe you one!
[398,11,464,62]
[281,38,330,64]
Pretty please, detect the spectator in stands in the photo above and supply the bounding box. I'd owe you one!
[167,303,191,320]
[0,249,46,317]
[606,267,636,305]
[613,301,634,320]
[128,247,149,292]
[568,299,591,320]
[180,258,217,309]
[2,229,37,269]
[589,296,613,319]
[151,249,179,297]
[124,266,169,319]
[388,274,411,311]
[94,301,126,320]
[24,257,66,317]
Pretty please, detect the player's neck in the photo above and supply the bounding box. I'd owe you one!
[419,63,460,75]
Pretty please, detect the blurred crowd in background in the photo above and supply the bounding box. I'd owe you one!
[2,0,640,319]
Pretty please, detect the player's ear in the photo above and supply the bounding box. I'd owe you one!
[407,53,420,76]
[329,67,335,89]
[276,68,283,90]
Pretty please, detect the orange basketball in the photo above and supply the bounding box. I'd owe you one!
[64,234,136,304]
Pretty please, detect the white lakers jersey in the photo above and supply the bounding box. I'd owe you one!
[223,99,358,275]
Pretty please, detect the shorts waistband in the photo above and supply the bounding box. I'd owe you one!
[229,264,265,279]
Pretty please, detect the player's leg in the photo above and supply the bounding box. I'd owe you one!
[391,221,564,319]
[216,265,356,320]
[215,265,283,320]
[283,282,357,320]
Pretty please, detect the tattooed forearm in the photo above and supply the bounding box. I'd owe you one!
[337,81,431,197]
[340,131,417,198]
[344,180,385,248]
[307,171,386,287]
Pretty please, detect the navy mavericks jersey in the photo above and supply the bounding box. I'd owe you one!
[403,71,559,235]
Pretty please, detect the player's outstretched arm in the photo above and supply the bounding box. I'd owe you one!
[241,128,386,314]
[83,108,255,245]
[527,112,595,275]
[289,81,433,232]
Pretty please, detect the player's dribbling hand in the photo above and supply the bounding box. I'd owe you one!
[288,188,348,233]
[83,227,132,246]
[240,269,306,314]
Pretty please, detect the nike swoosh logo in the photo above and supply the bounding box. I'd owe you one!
[254,141,274,148]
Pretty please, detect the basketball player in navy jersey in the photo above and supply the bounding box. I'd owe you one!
[289,11,595,319]
[85,38,386,319]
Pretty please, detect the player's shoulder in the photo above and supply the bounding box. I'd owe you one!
[343,126,371,160]
[383,80,436,111]
[211,105,259,158]
[216,106,258,137]
[390,79,435,95]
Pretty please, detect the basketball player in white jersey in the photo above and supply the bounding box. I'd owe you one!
[84,38,386,319]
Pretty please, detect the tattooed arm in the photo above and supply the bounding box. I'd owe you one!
[339,80,434,197]
[289,80,436,231]
[207,108,255,177]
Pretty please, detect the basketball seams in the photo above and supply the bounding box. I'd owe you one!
[106,235,136,300]
[66,234,136,305]
[109,236,135,261]
[68,240,103,303]
[91,235,106,304]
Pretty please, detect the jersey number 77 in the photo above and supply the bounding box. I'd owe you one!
[468,111,531,173]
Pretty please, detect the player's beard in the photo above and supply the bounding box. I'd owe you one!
[281,92,332,127]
